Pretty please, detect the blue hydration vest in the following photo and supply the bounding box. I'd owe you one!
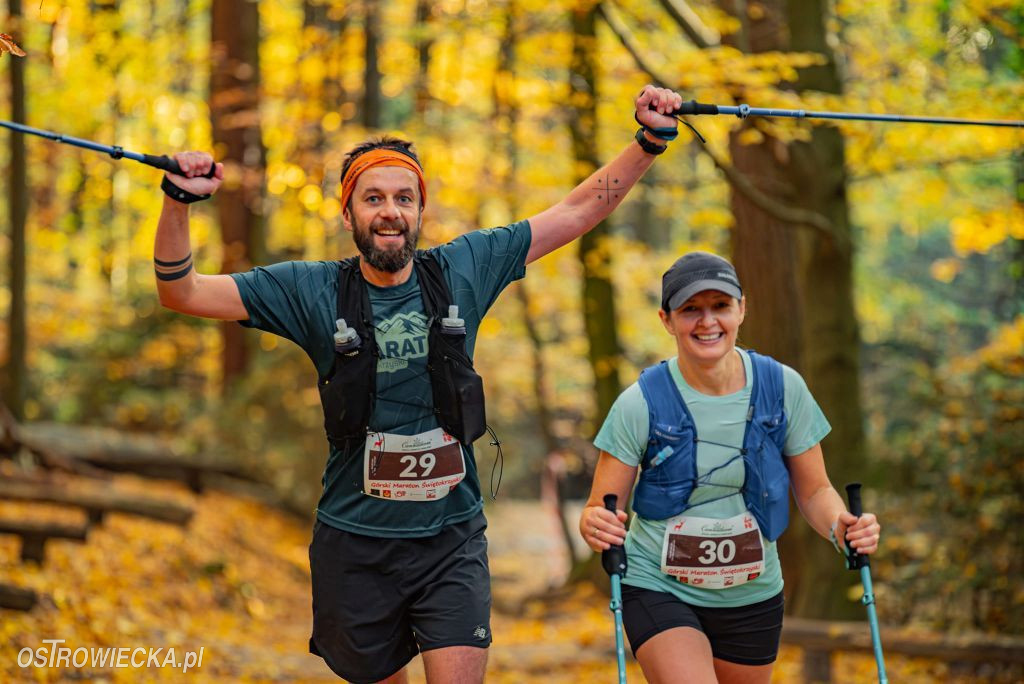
[633,351,791,541]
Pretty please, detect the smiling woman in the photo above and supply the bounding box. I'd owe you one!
[578,251,882,684]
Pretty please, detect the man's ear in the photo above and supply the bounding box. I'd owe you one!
[342,206,353,233]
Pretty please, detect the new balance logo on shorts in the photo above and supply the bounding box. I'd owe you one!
[472,625,488,641]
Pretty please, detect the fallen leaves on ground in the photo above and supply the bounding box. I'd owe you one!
[0,487,1009,682]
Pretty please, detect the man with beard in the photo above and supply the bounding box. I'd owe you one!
[153,84,683,683]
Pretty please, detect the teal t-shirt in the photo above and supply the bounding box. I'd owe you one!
[594,348,831,607]
[231,220,531,537]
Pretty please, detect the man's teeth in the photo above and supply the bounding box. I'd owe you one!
[376,229,402,236]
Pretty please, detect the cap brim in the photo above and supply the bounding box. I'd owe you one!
[666,280,743,311]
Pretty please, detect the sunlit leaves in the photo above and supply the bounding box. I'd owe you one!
[0,33,26,57]
[950,205,1024,255]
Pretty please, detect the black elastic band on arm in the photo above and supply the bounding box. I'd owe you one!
[155,263,194,281]
[154,252,192,268]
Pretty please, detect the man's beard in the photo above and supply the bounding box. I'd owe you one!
[353,215,420,273]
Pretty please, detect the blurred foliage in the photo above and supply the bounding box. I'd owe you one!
[865,306,1023,633]
[0,0,1021,638]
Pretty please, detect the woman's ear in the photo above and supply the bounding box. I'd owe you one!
[737,295,746,324]
[658,307,674,334]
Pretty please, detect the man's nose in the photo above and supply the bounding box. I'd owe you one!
[378,197,401,218]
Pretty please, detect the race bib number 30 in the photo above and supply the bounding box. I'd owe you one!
[660,512,765,589]
[364,427,465,501]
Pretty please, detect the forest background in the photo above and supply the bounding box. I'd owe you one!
[0,0,1021,679]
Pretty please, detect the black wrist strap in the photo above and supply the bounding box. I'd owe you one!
[161,176,211,204]
[635,128,668,155]
[634,112,679,141]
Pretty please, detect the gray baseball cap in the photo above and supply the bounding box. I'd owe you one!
[662,251,742,311]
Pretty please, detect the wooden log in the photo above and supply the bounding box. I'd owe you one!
[0,519,88,563]
[0,582,37,611]
[782,616,1024,682]
[0,480,193,525]
[19,422,255,491]
[0,402,108,478]
[783,616,1024,663]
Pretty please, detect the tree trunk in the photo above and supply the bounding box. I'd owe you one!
[567,0,622,585]
[413,0,434,116]
[361,0,382,128]
[211,0,265,390]
[170,0,191,94]
[570,2,622,425]
[5,0,28,421]
[718,0,865,619]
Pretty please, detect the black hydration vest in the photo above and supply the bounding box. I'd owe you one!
[316,251,487,448]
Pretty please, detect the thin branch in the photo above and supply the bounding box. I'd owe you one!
[700,144,848,247]
[597,2,675,87]
[598,1,845,249]
[652,0,719,49]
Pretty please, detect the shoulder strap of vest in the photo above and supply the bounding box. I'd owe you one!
[637,361,694,465]
[335,256,373,338]
[741,350,786,453]
[412,249,451,319]
[746,350,785,414]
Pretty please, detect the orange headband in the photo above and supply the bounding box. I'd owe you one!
[340,148,426,212]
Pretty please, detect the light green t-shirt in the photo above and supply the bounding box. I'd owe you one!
[231,221,531,538]
[594,348,831,607]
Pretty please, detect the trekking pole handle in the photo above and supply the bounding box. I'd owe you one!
[601,494,627,578]
[845,482,868,569]
[846,482,863,517]
[143,154,218,178]
[648,100,720,116]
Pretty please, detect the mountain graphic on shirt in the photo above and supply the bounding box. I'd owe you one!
[376,312,429,373]
[377,312,429,337]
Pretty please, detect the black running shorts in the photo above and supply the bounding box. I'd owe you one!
[621,584,784,666]
[308,514,492,683]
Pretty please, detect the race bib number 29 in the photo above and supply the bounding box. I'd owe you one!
[660,512,766,589]
[363,427,465,501]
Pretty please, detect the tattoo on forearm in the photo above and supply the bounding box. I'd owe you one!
[154,252,194,281]
[591,175,622,205]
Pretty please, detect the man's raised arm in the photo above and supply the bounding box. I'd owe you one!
[154,152,248,321]
[525,85,683,265]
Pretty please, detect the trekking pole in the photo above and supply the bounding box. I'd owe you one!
[647,100,1023,144]
[601,494,628,684]
[0,119,216,177]
[664,100,1024,128]
[845,482,888,684]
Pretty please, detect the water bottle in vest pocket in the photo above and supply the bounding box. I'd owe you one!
[428,323,486,445]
